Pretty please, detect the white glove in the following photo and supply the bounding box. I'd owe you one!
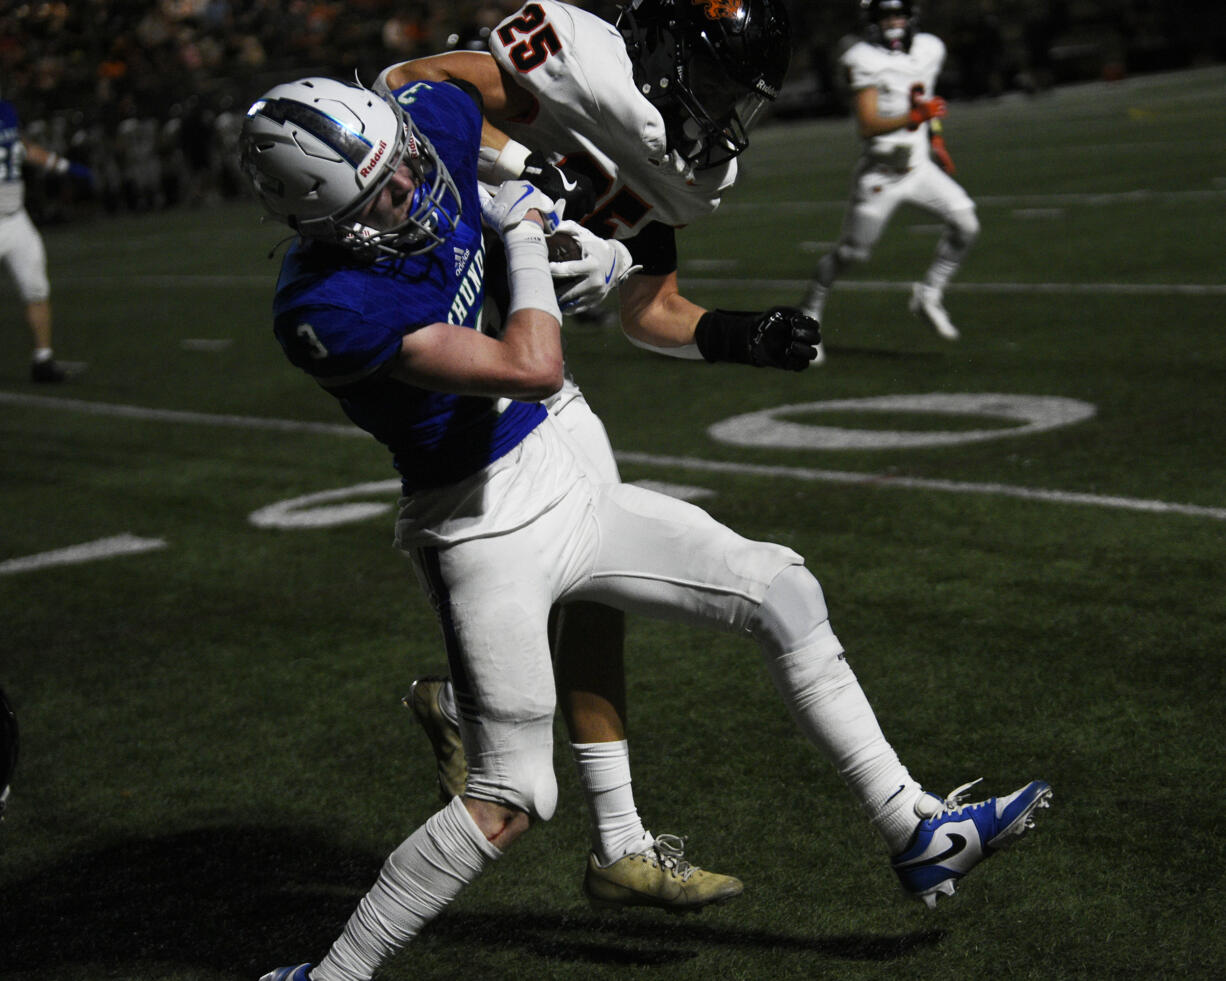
[549,220,642,313]
[479,179,560,237]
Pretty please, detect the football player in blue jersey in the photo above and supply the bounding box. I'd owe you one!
[243,75,1050,981]
[0,95,93,382]
[380,0,825,911]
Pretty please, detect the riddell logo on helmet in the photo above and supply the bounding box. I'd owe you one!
[691,0,744,20]
[360,140,388,178]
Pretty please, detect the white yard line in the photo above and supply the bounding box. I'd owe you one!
[0,534,166,575]
[47,274,1226,296]
[673,278,1226,296]
[3,392,1224,522]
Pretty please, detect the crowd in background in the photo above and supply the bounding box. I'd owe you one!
[6,0,1222,225]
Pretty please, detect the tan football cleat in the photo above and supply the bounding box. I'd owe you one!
[583,834,743,913]
[403,677,467,801]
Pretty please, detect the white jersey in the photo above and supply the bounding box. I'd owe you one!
[488,0,736,238]
[841,32,945,170]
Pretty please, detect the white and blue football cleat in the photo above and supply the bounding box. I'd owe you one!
[259,966,312,981]
[891,778,1052,908]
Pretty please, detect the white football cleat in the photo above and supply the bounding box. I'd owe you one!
[909,283,960,340]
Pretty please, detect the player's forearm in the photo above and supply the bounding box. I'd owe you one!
[383,52,461,88]
[498,217,565,396]
[618,277,705,359]
[854,88,912,138]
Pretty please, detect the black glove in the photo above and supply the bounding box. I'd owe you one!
[521,151,596,222]
[694,306,822,371]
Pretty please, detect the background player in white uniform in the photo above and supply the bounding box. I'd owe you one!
[376,0,820,911]
[244,75,1050,981]
[0,94,93,382]
[799,0,979,362]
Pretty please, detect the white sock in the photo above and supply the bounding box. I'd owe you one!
[923,225,972,293]
[313,797,500,981]
[32,347,53,363]
[571,740,649,866]
[749,565,924,855]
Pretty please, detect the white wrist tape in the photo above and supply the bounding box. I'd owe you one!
[477,139,532,183]
[623,332,704,360]
[503,222,561,323]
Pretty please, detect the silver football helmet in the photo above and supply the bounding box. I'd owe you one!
[240,76,460,259]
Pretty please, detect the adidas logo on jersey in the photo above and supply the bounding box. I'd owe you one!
[447,245,486,325]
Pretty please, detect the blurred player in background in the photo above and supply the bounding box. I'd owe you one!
[799,0,978,362]
[377,0,821,911]
[0,92,93,382]
[243,74,1048,981]
[0,687,17,821]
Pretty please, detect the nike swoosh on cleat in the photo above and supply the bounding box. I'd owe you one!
[895,831,969,869]
[559,172,578,192]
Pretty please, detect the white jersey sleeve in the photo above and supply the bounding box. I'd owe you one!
[841,33,945,166]
[489,0,735,238]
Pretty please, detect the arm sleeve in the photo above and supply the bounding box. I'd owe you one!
[622,221,677,277]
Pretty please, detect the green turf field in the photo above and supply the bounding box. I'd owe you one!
[2,66,1224,980]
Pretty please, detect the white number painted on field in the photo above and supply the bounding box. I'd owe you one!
[247,480,401,529]
[707,393,1096,451]
[245,394,1099,530]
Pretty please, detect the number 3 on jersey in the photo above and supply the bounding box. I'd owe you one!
[497,3,560,72]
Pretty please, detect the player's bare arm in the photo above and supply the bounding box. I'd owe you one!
[855,85,945,139]
[382,52,534,150]
[391,312,562,400]
[618,270,705,349]
[854,86,911,137]
[392,207,563,399]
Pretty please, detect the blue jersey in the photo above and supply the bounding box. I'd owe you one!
[0,100,26,215]
[272,81,546,492]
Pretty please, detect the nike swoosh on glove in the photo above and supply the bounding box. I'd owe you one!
[480,180,560,237]
[548,220,641,313]
[522,152,596,223]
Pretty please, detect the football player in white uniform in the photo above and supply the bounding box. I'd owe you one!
[799,0,979,362]
[248,73,1050,981]
[0,95,93,381]
[376,0,820,912]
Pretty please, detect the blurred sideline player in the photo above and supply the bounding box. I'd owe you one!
[0,92,93,382]
[377,0,819,911]
[0,687,16,821]
[243,75,1050,981]
[799,0,978,362]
